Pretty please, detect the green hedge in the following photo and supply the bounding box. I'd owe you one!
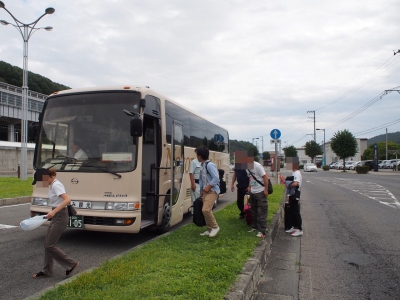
[299,164,304,169]
[355,166,369,174]
[322,165,329,171]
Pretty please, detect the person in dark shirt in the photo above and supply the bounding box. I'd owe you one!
[231,168,249,219]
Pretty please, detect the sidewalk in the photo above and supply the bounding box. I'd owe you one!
[224,190,285,300]
[252,216,300,299]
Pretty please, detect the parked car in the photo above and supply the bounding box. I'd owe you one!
[329,162,338,169]
[358,160,374,170]
[333,162,343,169]
[304,163,318,172]
[341,161,353,170]
[379,160,389,169]
[349,161,360,170]
[345,161,356,170]
[384,160,395,169]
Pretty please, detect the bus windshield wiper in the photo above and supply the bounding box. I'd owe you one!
[43,156,76,169]
[81,163,122,179]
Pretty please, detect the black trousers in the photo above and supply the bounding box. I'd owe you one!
[236,187,247,216]
[289,191,302,231]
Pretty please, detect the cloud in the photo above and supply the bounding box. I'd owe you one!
[1,0,399,151]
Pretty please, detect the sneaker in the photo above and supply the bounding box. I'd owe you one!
[209,227,220,237]
[248,228,257,233]
[291,229,303,237]
[200,231,210,236]
[285,227,296,234]
[256,231,265,238]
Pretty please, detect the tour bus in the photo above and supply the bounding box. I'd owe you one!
[29,86,229,233]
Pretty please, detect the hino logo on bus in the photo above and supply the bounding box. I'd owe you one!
[103,192,128,198]
[71,178,79,184]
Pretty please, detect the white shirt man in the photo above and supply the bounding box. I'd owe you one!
[189,157,201,206]
[246,161,269,238]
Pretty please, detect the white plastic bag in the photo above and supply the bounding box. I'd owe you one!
[20,216,48,231]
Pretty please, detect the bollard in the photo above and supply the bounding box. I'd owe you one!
[18,164,20,178]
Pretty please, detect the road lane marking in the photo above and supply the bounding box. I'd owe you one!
[0,224,18,229]
[316,177,400,209]
[0,203,30,209]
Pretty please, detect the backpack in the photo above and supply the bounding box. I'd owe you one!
[218,169,227,194]
[205,162,227,194]
[192,197,206,227]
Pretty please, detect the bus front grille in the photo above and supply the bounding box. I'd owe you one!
[84,216,115,225]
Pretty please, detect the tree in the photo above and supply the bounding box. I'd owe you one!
[0,60,70,94]
[247,144,259,162]
[262,151,270,160]
[330,129,358,172]
[305,140,322,163]
[362,141,400,160]
[284,145,298,157]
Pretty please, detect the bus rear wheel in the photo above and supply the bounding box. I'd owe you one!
[156,200,171,234]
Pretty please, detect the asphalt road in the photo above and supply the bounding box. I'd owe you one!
[286,169,400,299]
[0,174,236,300]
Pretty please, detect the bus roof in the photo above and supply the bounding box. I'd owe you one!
[51,85,149,96]
[50,86,229,133]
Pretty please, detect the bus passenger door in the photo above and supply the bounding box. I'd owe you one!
[171,120,184,224]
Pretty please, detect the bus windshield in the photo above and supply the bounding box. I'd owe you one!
[35,91,140,173]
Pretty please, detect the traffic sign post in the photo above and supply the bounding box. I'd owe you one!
[270,129,281,140]
[270,129,281,182]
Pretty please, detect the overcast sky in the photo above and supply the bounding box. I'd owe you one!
[1,0,399,152]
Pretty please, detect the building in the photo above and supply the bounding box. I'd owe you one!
[0,81,46,142]
[323,138,367,164]
[0,81,46,173]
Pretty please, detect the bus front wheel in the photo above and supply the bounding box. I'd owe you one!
[156,200,171,234]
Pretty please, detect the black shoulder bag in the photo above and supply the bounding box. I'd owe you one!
[248,169,273,195]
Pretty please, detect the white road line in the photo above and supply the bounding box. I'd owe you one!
[0,203,30,209]
[316,177,400,209]
[0,224,18,229]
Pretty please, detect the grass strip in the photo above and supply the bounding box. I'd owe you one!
[0,177,33,198]
[37,184,284,300]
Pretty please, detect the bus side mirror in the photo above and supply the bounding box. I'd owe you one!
[130,116,143,137]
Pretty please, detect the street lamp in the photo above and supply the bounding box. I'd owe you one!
[0,1,54,180]
[316,128,325,166]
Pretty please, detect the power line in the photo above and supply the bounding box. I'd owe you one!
[354,119,400,136]
[325,90,389,130]
[315,54,400,113]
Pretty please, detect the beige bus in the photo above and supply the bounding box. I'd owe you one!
[30,86,229,233]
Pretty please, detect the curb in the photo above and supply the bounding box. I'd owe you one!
[224,195,284,300]
[0,196,30,206]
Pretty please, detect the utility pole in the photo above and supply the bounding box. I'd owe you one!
[307,110,316,163]
[307,110,316,143]
[386,128,388,160]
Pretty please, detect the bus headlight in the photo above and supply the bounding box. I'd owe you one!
[106,202,139,211]
[32,197,49,206]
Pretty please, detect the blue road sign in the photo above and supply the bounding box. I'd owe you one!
[270,129,281,140]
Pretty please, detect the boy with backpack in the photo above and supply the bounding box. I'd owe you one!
[197,146,220,238]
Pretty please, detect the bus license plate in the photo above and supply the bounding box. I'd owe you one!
[68,215,83,228]
[70,201,92,209]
